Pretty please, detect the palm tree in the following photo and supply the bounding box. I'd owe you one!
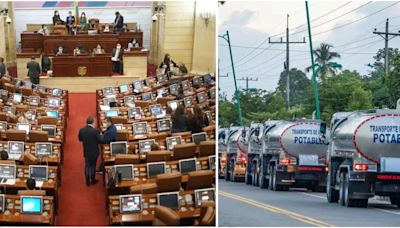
[306,43,342,81]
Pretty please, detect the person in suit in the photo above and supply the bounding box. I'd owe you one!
[111,43,124,74]
[171,104,189,133]
[26,56,41,84]
[102,117,117,144]
[92,44,105,55]
[54,45,67,55]
[159,53,178,74]
[113,12,124,33]
[0,57,6,77]
[78,117,102,186]
[66,11,75,35]
[52,10,63,25]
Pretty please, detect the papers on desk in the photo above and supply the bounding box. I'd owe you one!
[111,57,119,62]
[141,48,148,52]
[36,181,44,188]
[4,179,16,185]
[100,105,111,111]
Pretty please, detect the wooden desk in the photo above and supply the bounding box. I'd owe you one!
[20,32,44,51]
[52,55,112,77]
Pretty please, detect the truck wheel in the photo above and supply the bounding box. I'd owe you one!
[390,196,400,208]
[343,172,357,207]
[357,199,368,208]
[339,172,345,206]
[253,168,259,187]
[230,165,236,182]
[245,164,252,185]
[271,165,286,191]
[268,166,274,190]
[326,174,339,203]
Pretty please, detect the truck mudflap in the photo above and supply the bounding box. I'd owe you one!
[274,165,327,186]
[346,172,400,198]
[375,172,400,194]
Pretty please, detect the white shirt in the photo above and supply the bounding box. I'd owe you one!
[112,48,121,61]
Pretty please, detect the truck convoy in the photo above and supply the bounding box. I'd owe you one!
[224,125,248,182]
[326,108,400,208]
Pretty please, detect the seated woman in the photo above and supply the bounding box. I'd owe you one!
[103,24,110,33]
[79,12,88,32]
[73,46,82,56]
[92,44,105,55]
[171,104,189,133]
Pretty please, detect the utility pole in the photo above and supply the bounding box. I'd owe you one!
[269,14,306,110]
[373,18,400,75]
[237,77,258,91]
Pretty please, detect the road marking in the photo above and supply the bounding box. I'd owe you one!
[299,192,326,200]
[219,190,335,227]
[374,208,400,215]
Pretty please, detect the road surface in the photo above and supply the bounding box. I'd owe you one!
[218,180,400,227]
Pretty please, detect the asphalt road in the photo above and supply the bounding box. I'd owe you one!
[218,180,400,227]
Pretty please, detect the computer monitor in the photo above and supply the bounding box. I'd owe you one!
[124,95,136,106]
[34,85,47,94]
[8,141,24,159]
[209,88,216,99]
[192,77,202,85]
[24,81,33,89]
[25,110,36,121]
[166,136,182,151]
[0,121,7,132]
[192,132,207,145]
[13,93,22,104]
[17,123,30,134]
[179,158,197,173]
[0,89,8,97]
[133,81,143,92]
[142,92,152,101]
[157,119,171,132]
[35,142,52,157]
[106,109,119,117]
[194,188,215,208]
[133,122,147,135]
[168,100,179,111]
[183,96,193,108]
[0,194,4,213]
[41,125,56,137]
[21,196,43,214]
[203,74,213,84]
[52,88,63,97]
[29,165,48,181]
[197,92,207,104]
[147,162,166,178]
[205,111,213,123]
[157,192,179,210]
[102,87,115,96]
[115,124,123,131]
[128,107,142,119]
[46,110,59,119]
[149,104,163,116]
[103,97,116,106]
[110,141,127,155]
[169,84,179,95]
[119,194,142,213]
[0,164,16,179]
[208,155,216,170]
[119,84,129,93]
[48,98,61,108]
[157,88,168,98]
[114,164,134,181]
[3,106,15,115]
[157,74,166,83]
[138,139,155,154]
[181,80,190,91]
[28,96,40,106]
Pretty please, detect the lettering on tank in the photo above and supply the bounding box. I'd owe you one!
[291,128,323,145]
[370,125,400,143]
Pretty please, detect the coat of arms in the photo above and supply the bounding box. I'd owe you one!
[77,66,87,76]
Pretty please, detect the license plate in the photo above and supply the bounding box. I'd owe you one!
[381,157,400,172]
[299,154,318,166]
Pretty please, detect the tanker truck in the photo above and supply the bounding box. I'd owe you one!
[245,122,264,185]
[255,120,328,191]
[326,108,400,208]
[224,125,248,182]
[218,128,228,179]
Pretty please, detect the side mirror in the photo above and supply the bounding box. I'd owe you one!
[241,129,246,138]
[320,122,327,135]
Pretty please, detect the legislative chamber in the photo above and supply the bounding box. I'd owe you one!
[0,1,216,226]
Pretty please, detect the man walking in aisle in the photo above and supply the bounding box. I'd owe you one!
[26,56,41,84]
[78,117,102,186]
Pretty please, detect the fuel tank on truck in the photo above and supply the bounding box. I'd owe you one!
[332,109,400,163]
[265,120,328,158]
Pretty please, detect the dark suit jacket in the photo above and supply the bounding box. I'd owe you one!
[111,48,124,61]
[0,63,5,77]
[66,15,75,25]
[114,15,124,29]
[78,125,102,161]
[102,124,117,144]
[26,61,41,78]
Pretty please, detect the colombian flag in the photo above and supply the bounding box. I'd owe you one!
[74,1,79,25]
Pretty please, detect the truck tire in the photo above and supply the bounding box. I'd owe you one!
[224,161,231,181]
[271,165,288,191]
[340,171,357,207]
[390,196,400,208]
[253,168,259,187]
[268,165,274,191]
[230,164,235,182]
[357,199,368,208]
[245,164,252,185]
[326,174,339,203]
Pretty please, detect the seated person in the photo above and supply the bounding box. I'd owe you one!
[54,45,67,55]
[160,54,178,76]
[179,63,188,74]
[103,24,110,32]
[1,150,8,160]
[171,105,189,133]
[122,23,130,32]
[92,44,105,55]
[73,46,82,56]
[111,43,124,74]
[126,39,139,51]
[37,24,49,35]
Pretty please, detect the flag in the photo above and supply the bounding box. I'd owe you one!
[74,1,79,25]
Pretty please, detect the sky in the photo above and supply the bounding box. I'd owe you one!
[218,1,400,99]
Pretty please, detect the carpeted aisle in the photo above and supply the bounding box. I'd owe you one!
[57,93,108,226]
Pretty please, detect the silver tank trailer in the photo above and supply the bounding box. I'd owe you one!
[218,128,228,154]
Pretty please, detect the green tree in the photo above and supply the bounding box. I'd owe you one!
[306,43,341,81]
[384,54,400,107]
[278,68,312,107]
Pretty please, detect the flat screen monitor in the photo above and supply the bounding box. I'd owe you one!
[149,104,163,116]
[0,194,4,212]
[46,110,59,119]
[166,136,182,151]
[128,107,141,119]
[13,93,22,104]
[35,142,52,157]
[192,132,207,145]
[48,98,60,108]
[28,96,40,106]
[119,84,129,93]
[114,164,134,181]
[0,121,7,132]
[133,81,143,92]
[205,111,213,123]
[208,155,216,170]
[192,77,202,85]
[157,192,179,210]
[203,74,213,84]
[157,119,171,132]
[209,88,216,99]
[103,97,116,106]
[0,164,16,179]
[119,194,142,213]
[168,101,178,111]
[8,141,24,159]
[124,95,136,106]
[3,106,15,115]
[157,88,167,98]
[147,162,166,178]
[169,84,179,95]
[142,92,152,101]
[184,96,193,108]
[26,110,36,121]
[23,81,32,89]
[52,88,63,97]
[181,80,190,91]
[17,123,30,134]
[197,92,207,104]
[102,87,115,96]
[21,196,43,214]
[29,165,48,181]
[194,188,215,207]
[179,158,197,174]
[133,122,147,135]
[138,139,155,154]
[110,141,127,155]
[157,74,166,83]
[41,125,56,137]
[106,109,119,117]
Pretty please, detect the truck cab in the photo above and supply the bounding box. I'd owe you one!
[245,122,264,186]
[224,125,248,182]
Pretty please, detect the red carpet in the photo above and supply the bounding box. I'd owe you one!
[57,93,108,226]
